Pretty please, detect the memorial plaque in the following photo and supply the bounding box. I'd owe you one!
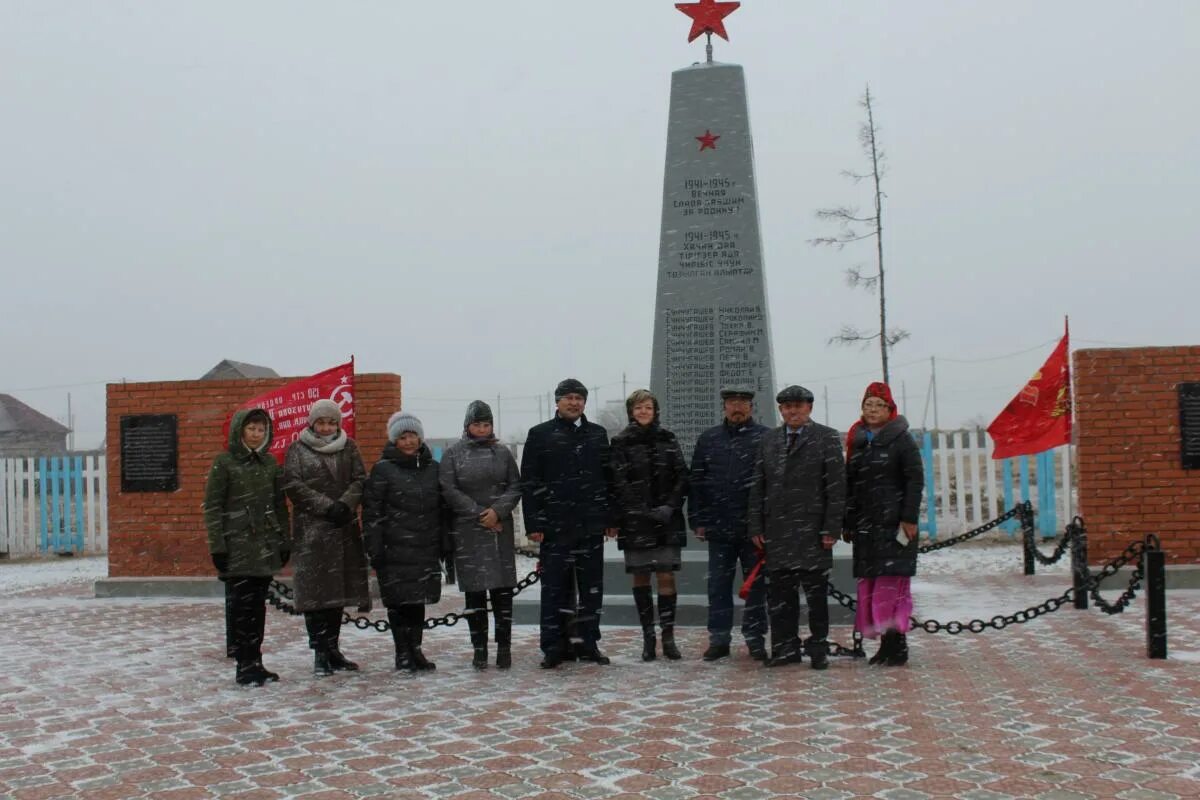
[120,414,179,492]
[650,62,777,458]
[1179,383,1200,469]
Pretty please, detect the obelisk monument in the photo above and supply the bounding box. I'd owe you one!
[650,0,777,458]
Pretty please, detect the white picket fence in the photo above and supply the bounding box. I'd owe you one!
[915,429,1074,538]
[0,455,109,557]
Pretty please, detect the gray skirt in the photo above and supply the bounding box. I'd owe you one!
[623,544,682,574]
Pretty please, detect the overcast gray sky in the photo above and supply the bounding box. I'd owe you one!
[3,1,1197,448]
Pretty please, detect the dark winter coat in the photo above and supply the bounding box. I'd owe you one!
[283,434,371,612]
[520,414,615,542]
[610,422,689,550]
[204,410,291,578]
[844,415,925,578]
[363,443,450,607]
[439,435,522,592]
[748,422,846,573]
[688,418,770,540]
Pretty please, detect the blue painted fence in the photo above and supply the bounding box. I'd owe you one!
[37,456,88,553]
[1,455,106,556]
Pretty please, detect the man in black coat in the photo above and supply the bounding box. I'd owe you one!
[689,387,770,662]
[521,378,618,668]
[749,385,846,670]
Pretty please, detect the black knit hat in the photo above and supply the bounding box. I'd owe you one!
[464,400,493,428]
[554,378,589,401]
[775,385,815,404]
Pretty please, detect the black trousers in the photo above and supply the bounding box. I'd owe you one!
[304,608,344,651]
[228,576,271,664]
[539,537,604,654]
[464,588,514,645]
[767,568,829,656]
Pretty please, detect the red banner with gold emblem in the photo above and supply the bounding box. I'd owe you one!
[224,359,355,464]
[987,334,1071,459]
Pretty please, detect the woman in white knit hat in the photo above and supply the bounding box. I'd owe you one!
[283,399,369,676]
[363,411,451,672]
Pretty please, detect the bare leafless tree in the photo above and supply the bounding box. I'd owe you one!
[811,85,909,384]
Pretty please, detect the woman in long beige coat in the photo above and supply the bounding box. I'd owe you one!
[283,399,370,676]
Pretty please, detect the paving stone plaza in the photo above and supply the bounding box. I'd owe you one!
[2,553,1198,800]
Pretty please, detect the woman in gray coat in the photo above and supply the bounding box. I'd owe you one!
[283,399,370,676]
[439,401,521,670]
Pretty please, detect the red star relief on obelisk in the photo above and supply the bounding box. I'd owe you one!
[696,130,720,151]
[675,0,741,43]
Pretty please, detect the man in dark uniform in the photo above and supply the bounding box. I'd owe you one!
[749,385,846,670]
[521,378,618,668]
[689,387,770,661]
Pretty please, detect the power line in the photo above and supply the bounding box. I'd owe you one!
[937,337,1060,364]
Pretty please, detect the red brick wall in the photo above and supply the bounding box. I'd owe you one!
[1075,347,1200,564]
[106,373,401,577]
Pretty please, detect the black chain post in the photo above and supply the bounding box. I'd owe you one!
[1021,502,1036,576]
[1144,534,1167,659]
[1071,517,1089,610]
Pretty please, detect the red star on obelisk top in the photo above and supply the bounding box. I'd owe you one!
[676,0,741,43]
[696,130,720,151]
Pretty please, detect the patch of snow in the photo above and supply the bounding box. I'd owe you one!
[0,555,107,594]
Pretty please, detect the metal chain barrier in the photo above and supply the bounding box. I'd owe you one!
[268,514,1161,648]
[1085,535,1156,615]
[1025,516,1079,566]
[827,532,1162,635]
[267,567,541,632]
[917,502,1028,554]
[825,584,866,657]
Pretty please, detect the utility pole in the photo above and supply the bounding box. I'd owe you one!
[930,356,940,430]
[823,386,830,426]
[622,372,627,400]
[67,393,74,451]
[901,381,908,415]
[496,393,502,439]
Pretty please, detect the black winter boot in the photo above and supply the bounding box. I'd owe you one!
[313,650,334,676]
[703,643,731,661]
[237,660,280,685]
[388,610,415,672]
[326,610,358,671]
[805,638,829,671]
[658,593,681,661]
[869,632,894,665]
[328,648,359,671]
[633,585,656,662]
[886,632,909,666]
[467,607,489,670]
[493,589,513,670]
[409,618,436,671]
